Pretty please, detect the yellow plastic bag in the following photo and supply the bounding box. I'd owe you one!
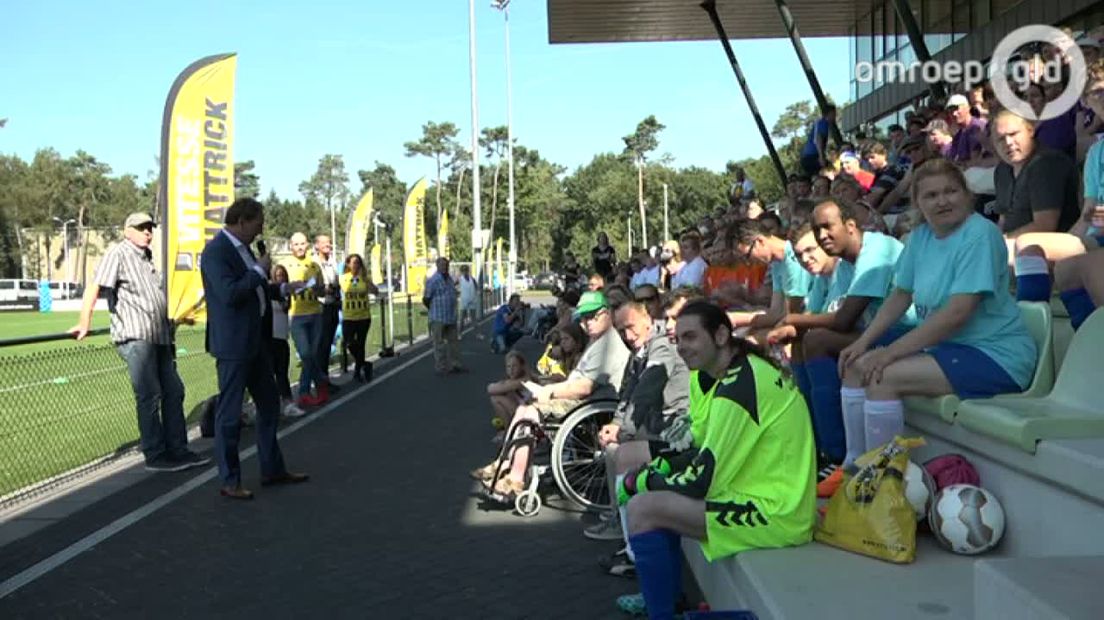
[814,436,925,563]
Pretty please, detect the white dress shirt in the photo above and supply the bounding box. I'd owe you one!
[222,229,267,316]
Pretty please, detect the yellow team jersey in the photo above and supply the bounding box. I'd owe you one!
[283,256,322,317]
[536,342,566,378]
[341,272,373,321]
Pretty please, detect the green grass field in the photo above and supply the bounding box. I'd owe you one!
[0,311,113,355]
[0,298,433,501]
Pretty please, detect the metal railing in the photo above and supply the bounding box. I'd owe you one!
[0,291,501,513]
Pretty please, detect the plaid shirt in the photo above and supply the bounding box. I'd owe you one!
[424,272,458,324]
[94,240,173,345]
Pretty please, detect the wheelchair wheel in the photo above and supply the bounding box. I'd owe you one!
[515,490,542,517]
[550,400,617,512]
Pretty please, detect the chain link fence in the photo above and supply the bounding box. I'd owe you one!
[0,290,501,512]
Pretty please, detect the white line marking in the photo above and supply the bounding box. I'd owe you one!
[0,340,440,600]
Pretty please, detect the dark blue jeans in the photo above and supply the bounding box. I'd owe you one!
[492,329,524,353]
[289,314,324,396]
[116,340,188,462]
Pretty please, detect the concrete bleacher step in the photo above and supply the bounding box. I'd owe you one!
[686,420,1104,619]
[975,556,1104,620]
[684,536,984,619]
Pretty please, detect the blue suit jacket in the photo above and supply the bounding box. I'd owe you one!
[200,231,270,361]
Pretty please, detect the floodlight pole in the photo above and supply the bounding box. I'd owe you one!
[468,0,485,312]
[662,183,669,242]
[493,0,517,299]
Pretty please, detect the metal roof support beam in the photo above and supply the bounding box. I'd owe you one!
[700,0,788,188]
[889,0,947,100]
[774,0,844,146]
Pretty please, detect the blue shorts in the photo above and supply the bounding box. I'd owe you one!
[926,342,1022,399]
[872,326,911,348]
[1094,235,1104,248]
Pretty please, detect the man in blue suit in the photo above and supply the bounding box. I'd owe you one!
[201,197,309,499]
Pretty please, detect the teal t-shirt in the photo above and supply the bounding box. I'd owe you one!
[1083,139,1102,238]
[894,213,1036,388]
[805,275,829,314]
[805,260,854,315]
[847,231,917,329]
[1084,139,1103,201]
[769,241,813,300]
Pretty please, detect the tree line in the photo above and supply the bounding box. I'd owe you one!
[0,99,830,280]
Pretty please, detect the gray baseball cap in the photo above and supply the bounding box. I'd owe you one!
[124,213,156,228]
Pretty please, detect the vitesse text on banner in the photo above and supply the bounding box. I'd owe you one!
[403,178,428,295]
[160,53,237,321]
[346,188,374,262]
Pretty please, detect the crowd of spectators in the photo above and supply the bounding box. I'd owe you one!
[471,40,1104,618]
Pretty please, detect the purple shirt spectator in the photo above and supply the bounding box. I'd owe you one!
[949,117,986,163]
[1034,107,1077,159]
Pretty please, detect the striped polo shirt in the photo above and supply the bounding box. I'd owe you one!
[93,240,172,345]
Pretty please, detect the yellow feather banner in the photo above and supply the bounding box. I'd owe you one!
[402,178,428,295]
[160,53,237,322]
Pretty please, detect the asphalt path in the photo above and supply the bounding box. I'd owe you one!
[0,322,645,619]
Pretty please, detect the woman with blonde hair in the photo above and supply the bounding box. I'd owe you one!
[837,159,1036,466]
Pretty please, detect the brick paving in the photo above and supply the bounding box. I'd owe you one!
[0,325,654,619]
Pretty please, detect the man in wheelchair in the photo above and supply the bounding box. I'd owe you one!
[613,301,817,618]
[480,291,631,497]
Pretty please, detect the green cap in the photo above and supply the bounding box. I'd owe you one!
[573,291,607,320]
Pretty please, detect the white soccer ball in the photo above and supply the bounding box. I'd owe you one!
[928,484,1006,555]
[903,461,936,521]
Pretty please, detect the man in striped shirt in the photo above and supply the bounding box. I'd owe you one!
[423,257,465,374]
[70,213,209,472]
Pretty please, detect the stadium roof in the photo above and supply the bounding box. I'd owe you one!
[546,0,868,43]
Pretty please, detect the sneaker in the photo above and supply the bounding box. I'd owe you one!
[145,456,191,473]
[615,592,693,617]
[817,468,843,498]
[282,401,307,418]
[616,593,647,617]
[169,450,210,470]
[297,394,321,408]
[598,546,636,578]
[818,463,839,483]
[584,516,623,541]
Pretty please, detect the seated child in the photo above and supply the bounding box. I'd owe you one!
[485,351,533,444]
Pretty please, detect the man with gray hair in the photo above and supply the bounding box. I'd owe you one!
[423,256,464,374]
[70,213,208,472]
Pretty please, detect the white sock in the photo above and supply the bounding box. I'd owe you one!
[840,387,867,467]
[864,399,904,451]
[615,474,635,562]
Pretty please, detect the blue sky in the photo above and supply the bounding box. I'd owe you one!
[0,0,850,199]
